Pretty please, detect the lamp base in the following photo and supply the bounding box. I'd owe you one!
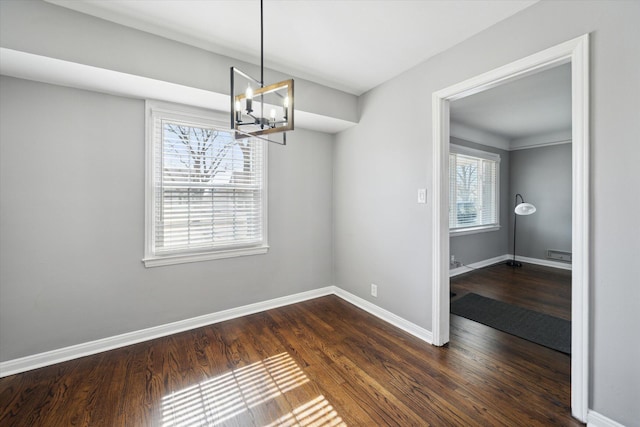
[506,259,523,267]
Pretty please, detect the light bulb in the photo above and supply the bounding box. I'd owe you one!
[283,96,289,121]
[235,100,242,122]
[245,85,253,113]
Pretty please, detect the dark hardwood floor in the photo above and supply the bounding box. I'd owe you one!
[1,264,579,426]
[450,261,572,320]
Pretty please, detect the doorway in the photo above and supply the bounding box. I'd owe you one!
[430,35,589,422]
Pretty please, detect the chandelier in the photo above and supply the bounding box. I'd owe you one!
[230,0,294,145]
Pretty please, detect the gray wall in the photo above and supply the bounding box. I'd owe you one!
[510,144,572,260]
[0,76,334,361]
[449,139,572,266]
[334,1,640,424]
[449,137,510,266]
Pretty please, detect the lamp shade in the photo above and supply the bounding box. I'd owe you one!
[514,202,536,215]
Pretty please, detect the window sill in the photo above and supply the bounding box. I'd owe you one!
[450,225,500,237]
[143,245,269,268]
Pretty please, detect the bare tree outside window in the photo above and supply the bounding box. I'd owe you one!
[455,159,479,224]
[157,121,262,251]
[164,124,236,186]
[449,147,498,231]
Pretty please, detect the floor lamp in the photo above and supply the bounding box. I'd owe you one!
[506,193,537,267]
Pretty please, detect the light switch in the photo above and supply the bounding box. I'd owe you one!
[417,188,427,204]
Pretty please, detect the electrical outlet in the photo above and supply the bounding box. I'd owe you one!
[450,255,462,269]
[371,283,378,297]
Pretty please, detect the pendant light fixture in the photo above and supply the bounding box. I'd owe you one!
[230,0,294,145]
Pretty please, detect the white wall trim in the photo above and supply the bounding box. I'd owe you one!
[450,120,510,150]
[509,139,572,151]
[514,255,572,270]
[450,121,572,152]
[510,129,572,151]
[450,225,501,237]
[587,410,627,427]
[432,34,590,422]
[450,254,571,277]
[0,287,334,378]
[449,254,510,277]
[332,287,433,344]
[450,143,501,161]
[0,286,434,378]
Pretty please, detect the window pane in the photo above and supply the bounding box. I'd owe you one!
[154,119,264,254]
[449,148,499,231]
[455,155,479,226]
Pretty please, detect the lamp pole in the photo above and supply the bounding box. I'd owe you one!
[507,193,526,267]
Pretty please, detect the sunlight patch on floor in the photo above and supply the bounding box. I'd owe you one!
[264,395,346,427]
[161,352,345,426]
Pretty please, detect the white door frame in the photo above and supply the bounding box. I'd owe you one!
[431,34,590,422]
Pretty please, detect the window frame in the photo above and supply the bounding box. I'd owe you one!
[143,101,268,267]
[449,144,500,236]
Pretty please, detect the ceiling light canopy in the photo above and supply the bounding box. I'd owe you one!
[230,0,294,145]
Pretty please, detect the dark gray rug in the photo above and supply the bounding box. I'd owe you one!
[451,293,571,354]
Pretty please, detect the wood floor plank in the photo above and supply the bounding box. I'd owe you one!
[0,263,582,426]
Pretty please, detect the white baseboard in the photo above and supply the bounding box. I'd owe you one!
[450,254,510,277]
[2,284,614,424]
[333,287,433,344]
[0,287,334,378]
[449,254,571,277]
[0,285,434,378]
[514,255,572,270]
[587,410,627,427]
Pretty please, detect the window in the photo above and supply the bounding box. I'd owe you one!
[144,102,267,267]
[449,144,500,234]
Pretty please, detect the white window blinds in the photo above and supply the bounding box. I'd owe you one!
[145,103,267,266]
[449,144,500,232]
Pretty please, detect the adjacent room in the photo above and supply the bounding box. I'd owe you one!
[1,1,639,426]
[448,62,573,353]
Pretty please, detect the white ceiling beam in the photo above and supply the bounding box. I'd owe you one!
[0,48,357,135]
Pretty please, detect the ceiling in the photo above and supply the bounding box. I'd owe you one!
[46,0,538,95]
[450,63,572,143]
